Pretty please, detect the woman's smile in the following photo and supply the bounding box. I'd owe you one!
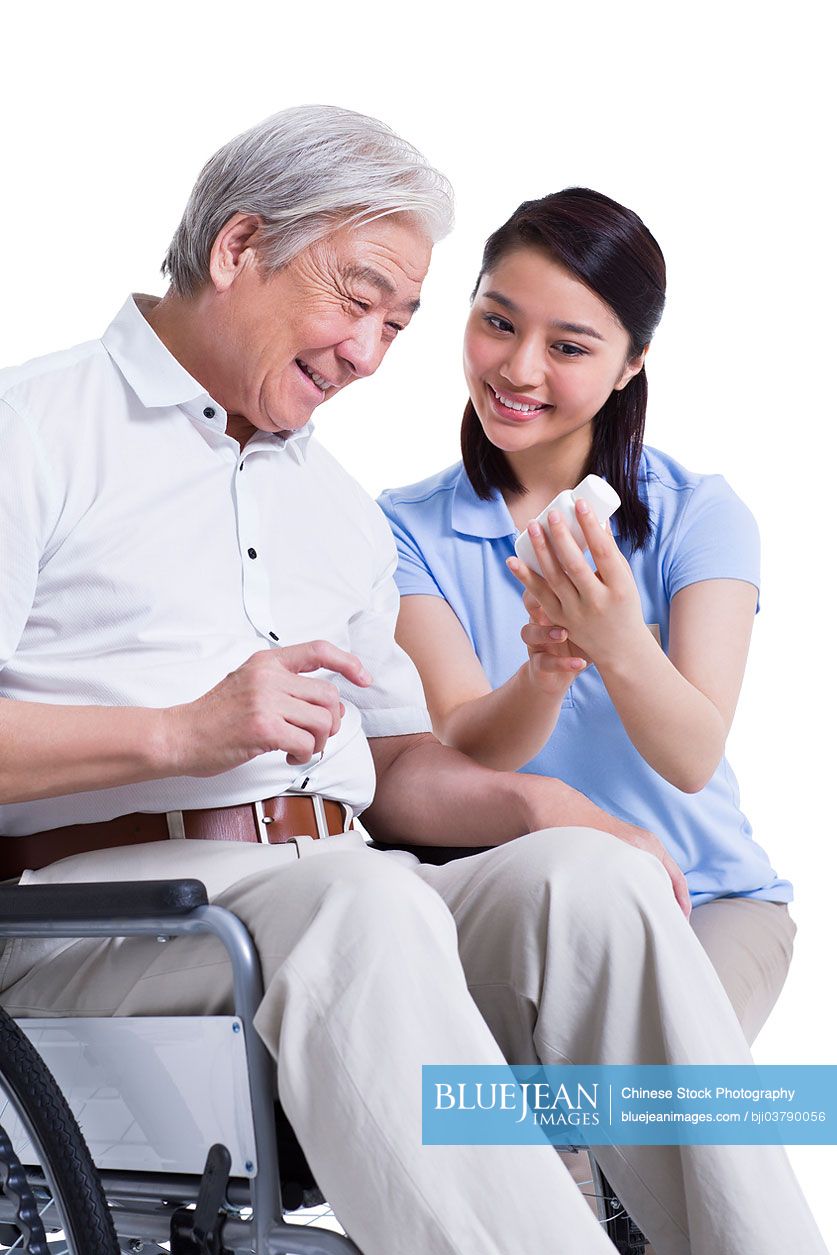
[485,381,552,422]
[463,248,646,468]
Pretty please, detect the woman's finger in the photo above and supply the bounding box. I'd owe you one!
[536,654,587,673]
[533,604,557,628]
[507,556,566,623]
[543,511,599,597]
[522,593,557,629]
[526,520,576,597]
[574,500,624,583]
[521,623,568,648]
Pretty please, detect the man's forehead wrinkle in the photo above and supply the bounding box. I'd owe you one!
[353,232,428,278]
[289,242,338,290]
[367,241,428,286]
[341,260,423,315]
[342,263,397,297]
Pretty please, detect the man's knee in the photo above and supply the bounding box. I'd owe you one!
[223,849,459,961]
[502,826,674,917]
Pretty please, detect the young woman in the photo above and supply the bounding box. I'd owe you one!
[378,189,794,1046]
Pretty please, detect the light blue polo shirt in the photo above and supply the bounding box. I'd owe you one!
[378,445,791,907]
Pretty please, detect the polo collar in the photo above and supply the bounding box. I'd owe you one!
[451,465,518,539]
[101,294,314,462]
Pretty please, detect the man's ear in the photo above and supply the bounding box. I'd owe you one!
[208,213,263,293]
[614,344,649,392]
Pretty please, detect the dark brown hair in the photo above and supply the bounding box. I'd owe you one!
[462,188,666,550]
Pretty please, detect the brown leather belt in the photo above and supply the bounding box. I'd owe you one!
[1,795,352,880]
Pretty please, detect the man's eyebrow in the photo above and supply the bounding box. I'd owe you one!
[482,289,605,341]
[343,264,421,315]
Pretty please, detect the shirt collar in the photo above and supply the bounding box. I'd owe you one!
[243,422,315,465]
[101,294,314,462]
[102,294,210,410]
[451,465,518,539]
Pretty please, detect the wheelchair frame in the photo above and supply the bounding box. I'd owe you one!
[0,878,361,1254]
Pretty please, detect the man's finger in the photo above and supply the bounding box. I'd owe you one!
[277,694,336,752]
[278,640,373,685]
[662,849,692,918]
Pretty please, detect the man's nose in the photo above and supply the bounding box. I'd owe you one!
[500,339,546,389]
[337,317,386,379]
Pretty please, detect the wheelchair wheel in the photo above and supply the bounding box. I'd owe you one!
[0,1007,118,1254]
[589,1157,647,1254]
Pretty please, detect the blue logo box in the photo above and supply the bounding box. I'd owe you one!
[422,1065,837,1145]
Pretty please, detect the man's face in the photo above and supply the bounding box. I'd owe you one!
[211,215,431,434]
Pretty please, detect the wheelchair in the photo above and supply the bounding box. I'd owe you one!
[0,866,648,1254]
[0,877,360,1254]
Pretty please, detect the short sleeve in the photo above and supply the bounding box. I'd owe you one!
[376,491,446,600]
[334,509,432,740]
[664,476,761,607]
[0,398,57,670]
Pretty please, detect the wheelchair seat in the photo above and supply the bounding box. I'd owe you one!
[0,878,359,1254]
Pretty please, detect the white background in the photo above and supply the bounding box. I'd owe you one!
[3,0,834,1244]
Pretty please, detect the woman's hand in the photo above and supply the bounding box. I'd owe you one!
[507,499,647,668]
[520,593,588,694]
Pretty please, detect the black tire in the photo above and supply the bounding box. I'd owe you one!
[0,1007,119,1254]
[589,1159,647,1254]
[599,1183,647,1254]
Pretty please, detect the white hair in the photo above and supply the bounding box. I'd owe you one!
[162,104,454,296]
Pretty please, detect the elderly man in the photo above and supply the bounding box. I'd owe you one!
[0,107,825,1255]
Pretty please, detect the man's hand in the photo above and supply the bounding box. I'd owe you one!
[163,642,372,776]
[606,818,692,918]
[366,735,691,919]
[521,771,691,917]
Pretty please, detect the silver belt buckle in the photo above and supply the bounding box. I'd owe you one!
[165,811,186,840]
[252,794,353,843]
[252,799,273,844]
[311,795,354,838]
[311,794,330,841]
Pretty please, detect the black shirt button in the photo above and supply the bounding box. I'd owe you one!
[247,547,258,560]
[203,406,216,419]
[269,631,279,641]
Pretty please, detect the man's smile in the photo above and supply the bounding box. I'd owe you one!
[295,357,336,395]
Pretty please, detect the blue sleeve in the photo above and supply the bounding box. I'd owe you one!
[664,476,761,607]
[376,491,446,600]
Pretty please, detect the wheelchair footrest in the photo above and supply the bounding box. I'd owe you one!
[171,1143,234,1255]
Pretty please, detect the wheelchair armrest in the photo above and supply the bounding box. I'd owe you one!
[0,878,209,922]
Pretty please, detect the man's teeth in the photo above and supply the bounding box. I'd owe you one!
[298,360,331,391]
[490,384,544,413]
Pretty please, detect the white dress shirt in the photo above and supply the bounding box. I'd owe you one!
[0,295,431,836]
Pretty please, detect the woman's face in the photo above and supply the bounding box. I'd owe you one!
[463,246,646,460]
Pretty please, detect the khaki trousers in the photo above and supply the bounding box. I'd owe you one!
[689,896,795,1046]
[0,829,824,1255]
[560,892,797,1225]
